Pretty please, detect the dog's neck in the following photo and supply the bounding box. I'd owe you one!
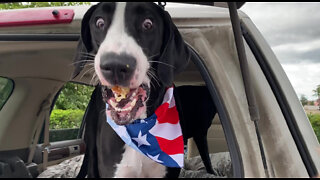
[146,84,167,117]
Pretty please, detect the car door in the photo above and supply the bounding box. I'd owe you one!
[0,6,92,177]
[31,82,94,172]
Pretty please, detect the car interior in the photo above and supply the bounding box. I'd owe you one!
[0,14,235,178]
[0,35,231,177]
[1,2,319,178]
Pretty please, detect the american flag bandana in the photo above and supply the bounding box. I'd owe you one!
[106,87,184,168]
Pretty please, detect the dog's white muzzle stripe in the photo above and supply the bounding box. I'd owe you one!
[94,2,150,89]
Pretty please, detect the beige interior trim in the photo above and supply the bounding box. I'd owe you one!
[0,78,64,151]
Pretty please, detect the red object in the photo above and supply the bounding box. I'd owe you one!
[155,103,180,124]
[155,136,184,155]
[0,9,74,27]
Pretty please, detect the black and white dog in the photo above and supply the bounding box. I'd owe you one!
[73,2,217,178]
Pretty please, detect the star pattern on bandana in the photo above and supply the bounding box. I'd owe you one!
[106,86,184,168]
[132,131,150,147]
[147,153,163,163]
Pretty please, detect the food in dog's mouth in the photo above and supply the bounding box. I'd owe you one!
[102,84,149,125]
[111,86,130,102]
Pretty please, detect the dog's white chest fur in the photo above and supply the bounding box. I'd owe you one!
[113,109,165,177]
[104,3,165,177]
[114,145,167,178]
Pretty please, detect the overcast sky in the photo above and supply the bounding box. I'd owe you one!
[240,2,320,101]
[90,2,319,101]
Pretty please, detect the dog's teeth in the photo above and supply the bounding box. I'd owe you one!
[130,98,137,107]
[109,86,145,115]
[109,100,118,109]
[115,106,134,112]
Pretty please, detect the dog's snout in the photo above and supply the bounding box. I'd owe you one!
[100,53,137,86]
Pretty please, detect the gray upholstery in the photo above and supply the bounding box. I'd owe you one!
[38,152,232,178]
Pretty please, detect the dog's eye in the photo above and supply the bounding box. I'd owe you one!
[96,18,105,30]
[142,19,153,31]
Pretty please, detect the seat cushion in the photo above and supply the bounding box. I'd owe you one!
[38,152,232,178]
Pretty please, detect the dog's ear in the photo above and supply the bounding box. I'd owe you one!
[72,4,98,79]
[81,4,99,53]
[157,10,190,87]
[72,37,88,79]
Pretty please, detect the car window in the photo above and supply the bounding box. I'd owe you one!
[39,82,94,143]
[0,77,14,110]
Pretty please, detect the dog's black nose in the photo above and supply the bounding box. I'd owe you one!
[100,53,137,86]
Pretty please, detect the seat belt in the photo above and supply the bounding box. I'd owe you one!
[41,108,51,171]
[27,94,51,172]
[227,2,269,177]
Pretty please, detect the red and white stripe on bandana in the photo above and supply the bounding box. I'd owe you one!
[106,86,185,168]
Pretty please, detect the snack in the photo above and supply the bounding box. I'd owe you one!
[111,86,130,102]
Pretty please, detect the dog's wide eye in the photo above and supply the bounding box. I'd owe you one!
[96,18,105,30]
[142,19,153,31]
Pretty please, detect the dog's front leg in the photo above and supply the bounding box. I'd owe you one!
[114,145,167,178]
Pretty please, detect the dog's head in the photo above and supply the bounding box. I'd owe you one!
[73,2,190,125]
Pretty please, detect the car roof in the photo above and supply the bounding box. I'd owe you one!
[0,2,249,34]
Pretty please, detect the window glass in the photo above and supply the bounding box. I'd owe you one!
[39,82,94,143]
[0,77,14,110]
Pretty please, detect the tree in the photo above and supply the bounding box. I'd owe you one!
[310,101,315,106]
[54,83,94,110]
[300,94,308,106]
[313,85,320,106]
[312,85,320,106]
[0,2,91,10]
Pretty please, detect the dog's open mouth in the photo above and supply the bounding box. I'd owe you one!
[102,84,149,125]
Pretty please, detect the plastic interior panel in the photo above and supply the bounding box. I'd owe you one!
[0,9,74,27]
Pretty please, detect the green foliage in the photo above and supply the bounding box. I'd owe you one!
[300,94,308,106]
[308,113,320,143]
[0,2,95,141]
[47,81,92,139]
[39,128,80,143]
[313,85,320,98]
[49,128,80,142]
[50,109,84,129]
[0,77,13,110]
[313,85,320,103]
[0,2,91,10]
[54,83,94,111]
